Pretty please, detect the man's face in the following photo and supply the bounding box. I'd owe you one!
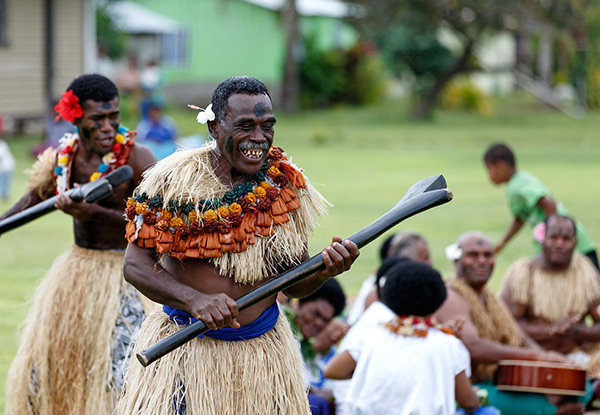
[77,97,120,155]
[414,239,432,266]
[296,298,334,339]
[210,93,275,176]
[543,217,576,268]
[456,235,495,289]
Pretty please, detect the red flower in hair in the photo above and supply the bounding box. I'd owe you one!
[54,89,84,122]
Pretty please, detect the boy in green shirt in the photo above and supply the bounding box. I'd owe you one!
[483,143,598,269]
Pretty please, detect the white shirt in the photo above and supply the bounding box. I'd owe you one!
[339,302,471,415]
[0,140,15,172]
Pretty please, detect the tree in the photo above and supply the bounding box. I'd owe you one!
[345,0,591,118]
[280,0,300,113]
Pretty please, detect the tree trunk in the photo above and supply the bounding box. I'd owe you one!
[411,38,475,119]
[280,0,299,113]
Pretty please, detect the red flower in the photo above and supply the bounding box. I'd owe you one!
[54,90,84,123]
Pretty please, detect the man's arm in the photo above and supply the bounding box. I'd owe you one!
[501,274,561,344]
[123,243,241,330]
[536,196,557,216]
[0,189,44,221]
[495,217,524,254]
[571,296,600,343]
[283,236,359,299]
[323,350,356,380]
[435,289,547,363]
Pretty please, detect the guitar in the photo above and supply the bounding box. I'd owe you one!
[495,360,586,396]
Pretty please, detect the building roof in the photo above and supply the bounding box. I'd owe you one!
[106,1,182,34]
[242,0,357,18]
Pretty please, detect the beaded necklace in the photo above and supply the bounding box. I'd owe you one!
[382,315,454,337]
[54,126,135,194]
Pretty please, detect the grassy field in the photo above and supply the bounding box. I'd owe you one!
[1,92,599,410]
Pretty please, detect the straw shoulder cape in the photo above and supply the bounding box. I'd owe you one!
[125,142,329,285]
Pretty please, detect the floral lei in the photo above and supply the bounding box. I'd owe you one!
[382,315,454,337]
[53,126,135,194]
[124,146,308,259]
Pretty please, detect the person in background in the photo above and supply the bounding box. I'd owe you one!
[435,231,592,415]
[346,231,431,325]
[501,215,600,375]
[285,278,350,415]
[135,97,179,160]
[0,115,16,202]
[483,143,597,270]
[325,259,496,415]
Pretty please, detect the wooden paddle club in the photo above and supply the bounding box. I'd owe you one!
[137,174,453,367]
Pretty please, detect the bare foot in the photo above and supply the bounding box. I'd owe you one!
[555,402,584,415]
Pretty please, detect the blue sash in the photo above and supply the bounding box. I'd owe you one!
[163,302,280,341]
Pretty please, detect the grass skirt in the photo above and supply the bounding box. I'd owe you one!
[116,308,310,415]
[6,245,145,415]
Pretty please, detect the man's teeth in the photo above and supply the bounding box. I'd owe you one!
[242,149,264,158]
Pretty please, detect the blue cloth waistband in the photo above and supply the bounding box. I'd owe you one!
[163,302,280,341]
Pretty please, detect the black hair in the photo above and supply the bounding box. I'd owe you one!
[210,76,271,122]
[483,143,516,167]
[379,233,397,262]
[66,74,119,105]
[375,256,409,298]
[298,278,346,317]
[380,259,447,317]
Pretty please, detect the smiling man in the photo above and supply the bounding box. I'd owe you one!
[2,74,156,415]
[435,231,591,415]
[501,215,600,370]
[117,76,359,415]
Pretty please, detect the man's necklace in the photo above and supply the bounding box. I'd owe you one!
[53,126,135,194]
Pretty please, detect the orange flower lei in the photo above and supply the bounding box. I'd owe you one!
[382,315,454,337]
[54,126,135,194]
[125,146,307,259]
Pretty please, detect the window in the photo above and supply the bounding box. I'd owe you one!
[161,29,189,67]
[0,0,8,46]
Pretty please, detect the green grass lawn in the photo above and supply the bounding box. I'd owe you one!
[1,92,599,411]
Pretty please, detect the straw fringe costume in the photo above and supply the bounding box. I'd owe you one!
[505,255,600,375]
[117,142,329,415]
[448,278,523,381]
[6,137,148,415]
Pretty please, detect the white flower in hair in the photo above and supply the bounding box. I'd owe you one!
[445,243,463,261]
[188,103,215,124]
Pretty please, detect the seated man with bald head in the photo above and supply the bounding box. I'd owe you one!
[501,215,600,375]
[435,231,591,415]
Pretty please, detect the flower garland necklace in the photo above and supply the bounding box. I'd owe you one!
[382,315,454,337]
[54,126,135,194]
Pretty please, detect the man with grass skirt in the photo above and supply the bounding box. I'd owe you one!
[117,76,360,415]
[1,74,156,415]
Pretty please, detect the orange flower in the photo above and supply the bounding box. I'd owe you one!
[161,210,173,221]
[217,206,230,218]
[204,209,218,221]
[267,166,281,177]
[170,217,184,228]
[245,193,257,204]
[188,211,198,222]
[229,203,242,215]
[126,197,137,207]
[259,181,270,189]
[135,203,147,215]
[253,187,266,199]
